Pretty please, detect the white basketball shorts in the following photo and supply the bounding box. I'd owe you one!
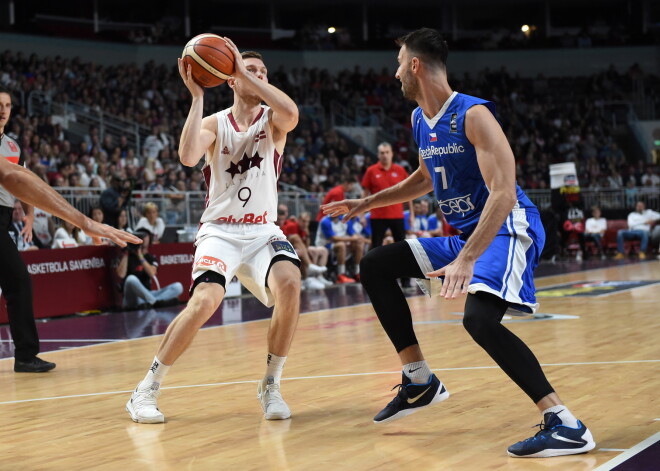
[192,222,300,307]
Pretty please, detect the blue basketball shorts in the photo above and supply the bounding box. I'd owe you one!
[406,208,545,313]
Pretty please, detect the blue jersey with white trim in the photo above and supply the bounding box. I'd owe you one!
[412,92,536,235]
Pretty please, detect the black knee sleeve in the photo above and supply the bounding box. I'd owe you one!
[463,292,555,403]
[360,242,424,352]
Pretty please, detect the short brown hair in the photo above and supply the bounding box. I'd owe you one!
[241,51,263,61]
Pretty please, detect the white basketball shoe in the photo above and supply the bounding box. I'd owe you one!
[258,377,291,420]
[307,263,327,276]
[126,385,165,424]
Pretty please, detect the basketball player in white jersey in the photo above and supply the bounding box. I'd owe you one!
[126,38,302,423]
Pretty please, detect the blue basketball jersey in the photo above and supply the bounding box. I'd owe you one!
[412,92,537,235]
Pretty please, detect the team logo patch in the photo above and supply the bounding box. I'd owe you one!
[536,280,659,298]
[450,113,458,133]
[195,255,227,272]
[222,146,230,155]
[430,132,438,142]
[270,240,296,255]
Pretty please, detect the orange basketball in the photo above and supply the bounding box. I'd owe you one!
[181,34,235,88]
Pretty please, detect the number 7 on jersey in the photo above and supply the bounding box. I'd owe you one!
[434,166,448,190]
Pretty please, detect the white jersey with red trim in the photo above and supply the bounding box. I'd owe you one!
[200,105,282,225]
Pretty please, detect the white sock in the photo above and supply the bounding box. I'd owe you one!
[265,353,286,384]
[402,360,432,384]
[138,356,170,391]
[543,405,579,428]
[355,264,360,275]
[338,264,346,274]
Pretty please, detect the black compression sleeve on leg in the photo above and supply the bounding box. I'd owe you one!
[359,241,425,352]
[463,292,555,403]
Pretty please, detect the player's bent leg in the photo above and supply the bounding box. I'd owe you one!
[266,260,301,356]
[126,280,225,424]
[462,292,595,457]
[360,242,450,423]
[156,282,226,365]
[259,259,301,420]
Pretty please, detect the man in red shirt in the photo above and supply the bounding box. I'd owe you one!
[316,177,357,222]
[362,142,413,248]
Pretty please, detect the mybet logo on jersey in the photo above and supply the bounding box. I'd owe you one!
[217,210,269,224]
[420,143,466,159]
[438,194,475,216]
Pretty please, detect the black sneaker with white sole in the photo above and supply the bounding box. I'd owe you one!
[373,373,450,423]
[507,411,596,458]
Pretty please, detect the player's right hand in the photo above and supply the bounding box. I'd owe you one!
[321,198,369,222]
[83,219,143,248]
[178,58,204,98]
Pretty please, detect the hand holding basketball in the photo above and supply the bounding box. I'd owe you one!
[222,37,247,79]
[177,58,204,98]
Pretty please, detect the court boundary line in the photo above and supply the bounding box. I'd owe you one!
[592,431,660,471]
[0,358,658,406]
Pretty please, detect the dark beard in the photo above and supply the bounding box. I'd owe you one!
[401,74,419,102]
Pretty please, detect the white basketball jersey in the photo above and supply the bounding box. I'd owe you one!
[200,105,283,224]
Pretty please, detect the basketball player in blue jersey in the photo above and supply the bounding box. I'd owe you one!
[323,28,595,458]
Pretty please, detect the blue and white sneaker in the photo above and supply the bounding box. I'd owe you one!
[374,373,450,423]
[507,411,595,458]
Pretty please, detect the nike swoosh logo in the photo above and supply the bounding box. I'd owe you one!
[407,386,432,404]
[551,432,584,444]
[408,367,422,374]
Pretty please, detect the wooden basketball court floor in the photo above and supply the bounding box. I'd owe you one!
[1,261,658,470]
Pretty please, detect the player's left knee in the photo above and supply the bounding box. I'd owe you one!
[272,276,301,300]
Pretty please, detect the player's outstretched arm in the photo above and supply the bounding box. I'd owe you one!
[223,37,298,134]
[323,165,432,222]
[0,159,141,247]
[177,58,217,167]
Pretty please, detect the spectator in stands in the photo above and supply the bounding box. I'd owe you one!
[143,126,166,160]
[115,229,183,309]
[361,142,413,248]
[615,200,660,259]
[641,166,659,187]
[51,219,87,249]
[584,206,607,259]
[100,174,132,228]
[279,206,328,290]
[404,199,431,238]
[346,212,372,253]
[135,202,165,243]
[31,207,55,248]
[297,211,331,285]
[8,201,39,251]
[85,206,111,245]
[316,176,358,222]
[117,208,133,234]
[427,206,446,237]
[316,214,364,283]
[561,203,586,261]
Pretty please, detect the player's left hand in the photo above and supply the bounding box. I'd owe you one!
[222,37,247,79]
[427,256,475,300]
[21,212,34,244]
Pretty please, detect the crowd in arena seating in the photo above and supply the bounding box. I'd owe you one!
[2,48,659,263]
